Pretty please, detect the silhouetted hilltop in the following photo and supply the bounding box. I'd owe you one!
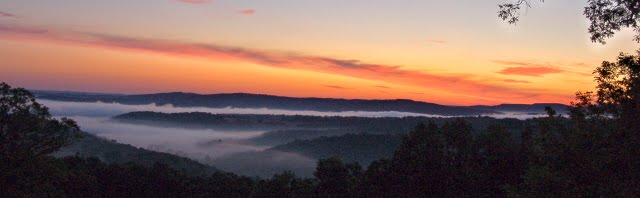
[470,103,569,114]
[34,90,567,116]
[55,132,218,176]
[34,91,491,115]
[270,133,404,166]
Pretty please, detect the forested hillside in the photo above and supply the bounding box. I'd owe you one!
[55,132,218,176]
[114,111,532,136]
[37,91,558,116]
[270,134,404,165]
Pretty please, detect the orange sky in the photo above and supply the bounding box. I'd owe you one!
[0,0,638,105]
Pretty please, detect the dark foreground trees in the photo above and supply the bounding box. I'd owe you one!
[0,82,81,196]
[514,53,639,196]
[0,82,80,161]
[497,1,640,194]
[357,119,524,197]
[358,53,640,197]
[499,0,640,44]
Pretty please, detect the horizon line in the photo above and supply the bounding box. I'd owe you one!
[31,88,570,106]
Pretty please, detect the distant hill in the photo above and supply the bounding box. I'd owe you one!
[270,133,404,166]
[112,112,534,144]
[111,111,559,169]
[34,90,497,116]
[470,103,569,114]
[111,111,425,133]
[34,90,570,116]
[111,111,527,136]
[55,132,218,176]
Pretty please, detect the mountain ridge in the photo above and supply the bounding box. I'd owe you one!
[33,90,568,116]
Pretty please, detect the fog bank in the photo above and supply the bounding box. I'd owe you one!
[40,99,548,119]
[41,99,547,177]
[40,99,452,118]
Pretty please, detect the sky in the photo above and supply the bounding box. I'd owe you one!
[0,0,638,105]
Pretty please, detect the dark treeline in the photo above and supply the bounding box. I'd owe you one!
[114,111,522,131]
[114,111,531,137]
[0,117,527,197]
[270,133,405,166]
[2,111,634,197]
[35,90,570,116]
[55,132,219,176]
[2,53,640,196]
[35,91,498,116]
[114,111,537,166]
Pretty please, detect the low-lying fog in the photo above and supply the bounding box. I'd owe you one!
[40,99,547,177]
[63,116,268,159]
[59,116,315,177]
[43,100,332,177]
[41,99,458,118]
[41,99,549,119]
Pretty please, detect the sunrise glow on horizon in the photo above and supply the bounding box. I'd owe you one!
[1,0,639,105]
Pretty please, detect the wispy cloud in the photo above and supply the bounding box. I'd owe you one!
[238,9,256,15]
[0,11,18,18]
[498,67,563,76]
[0,24,573,104]
[494,60,564,76]
[176,0,211,4]
[493,60,537,67]
[0,25,47,34]
[375,85,391,89]
[323,85,352,89]
[572,62,588,67]
[429,40,448,44]
[502,79,530,83]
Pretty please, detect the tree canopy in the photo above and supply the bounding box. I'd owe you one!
[499,0,640,43]
[0,82,80,160]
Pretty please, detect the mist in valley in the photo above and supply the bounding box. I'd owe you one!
[41,99,549,119]
[40,99,458,118]
[39,99,549,177]
[41,99,322,177]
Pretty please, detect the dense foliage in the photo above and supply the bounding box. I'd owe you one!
[0,82,81,195]
[55,132,219,176]
[271,134,404,165]
[357,53,640,196]
[0,82,80,161]
[499,0,640,44]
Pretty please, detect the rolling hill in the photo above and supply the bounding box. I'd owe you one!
[34,90,568,116]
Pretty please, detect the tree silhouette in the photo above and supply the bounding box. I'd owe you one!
[314,157,362,197]
[0,82,82,196]
[0,82,80,160]
[499,0,640,43]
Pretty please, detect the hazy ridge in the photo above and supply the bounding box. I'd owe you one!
[35,90,561,116]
